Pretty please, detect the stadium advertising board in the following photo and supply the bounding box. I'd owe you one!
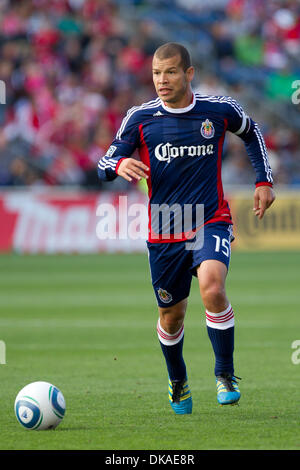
[0,190,299,253]
[0,191,147,253]
[230,191,300,250]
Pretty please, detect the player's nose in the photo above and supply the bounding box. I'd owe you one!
[159,73,169,84]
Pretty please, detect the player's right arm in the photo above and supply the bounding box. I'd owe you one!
[97,108,148,182]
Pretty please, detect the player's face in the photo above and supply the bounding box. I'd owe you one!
[152,54,194,108]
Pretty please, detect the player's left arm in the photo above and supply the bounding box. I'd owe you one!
[252,184,275,220]
[225,98,275,219]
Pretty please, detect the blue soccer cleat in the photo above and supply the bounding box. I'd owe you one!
[216,373,241,405]
[168,377,192,414]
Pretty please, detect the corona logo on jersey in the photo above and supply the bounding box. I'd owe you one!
[154,142,214,162]
[200,119,215,139]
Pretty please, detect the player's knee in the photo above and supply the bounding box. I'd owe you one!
[162,312,184,330]
[159,303,186,333]
[200,281,226,308]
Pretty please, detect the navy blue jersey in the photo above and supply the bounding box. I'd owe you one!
[98,93,273,242]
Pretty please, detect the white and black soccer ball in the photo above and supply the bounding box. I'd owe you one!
[15,381,66,430]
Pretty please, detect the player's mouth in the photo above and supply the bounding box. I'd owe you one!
[159,88,172,95]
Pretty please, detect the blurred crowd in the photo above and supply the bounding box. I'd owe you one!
[0,0,299,189]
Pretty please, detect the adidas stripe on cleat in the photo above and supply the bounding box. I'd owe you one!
[216,373,241,405]
[168,378,192,414]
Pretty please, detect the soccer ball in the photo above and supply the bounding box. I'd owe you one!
[14,381,66,430]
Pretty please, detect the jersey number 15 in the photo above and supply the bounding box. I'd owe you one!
[213,235,230,257]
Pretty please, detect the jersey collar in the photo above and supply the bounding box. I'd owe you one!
[160,93,195,114]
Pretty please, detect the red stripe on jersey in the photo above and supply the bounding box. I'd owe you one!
[255,182,273,188]
[138,125,151,193]
[208,118,232,224]
[217,120,227,208]
[149,232,194,243]
[138,124,152,239]
[115,157,127,174]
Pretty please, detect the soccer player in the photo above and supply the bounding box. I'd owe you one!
[97,43,275,414]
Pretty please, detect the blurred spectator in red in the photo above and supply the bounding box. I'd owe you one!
[0,0,299,189]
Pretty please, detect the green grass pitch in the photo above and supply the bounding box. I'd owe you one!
[0,251,299,450]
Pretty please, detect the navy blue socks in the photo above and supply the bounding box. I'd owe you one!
[157,320,186,381]
[206,304,235,376]
[157,304,235,381]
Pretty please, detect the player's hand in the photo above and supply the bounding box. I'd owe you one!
[117,158,149,182]
[253,186,275,219]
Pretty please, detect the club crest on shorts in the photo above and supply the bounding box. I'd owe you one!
[157,288,173,304]
[201,119,215,139]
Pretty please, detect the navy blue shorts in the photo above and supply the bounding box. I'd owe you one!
[147,223,234,308]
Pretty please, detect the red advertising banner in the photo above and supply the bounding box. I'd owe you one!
[0,190,148,253]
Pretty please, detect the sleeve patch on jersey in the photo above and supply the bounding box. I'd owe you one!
[106,145,117,158]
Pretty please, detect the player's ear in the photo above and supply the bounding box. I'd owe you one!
[186,66,194,83]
